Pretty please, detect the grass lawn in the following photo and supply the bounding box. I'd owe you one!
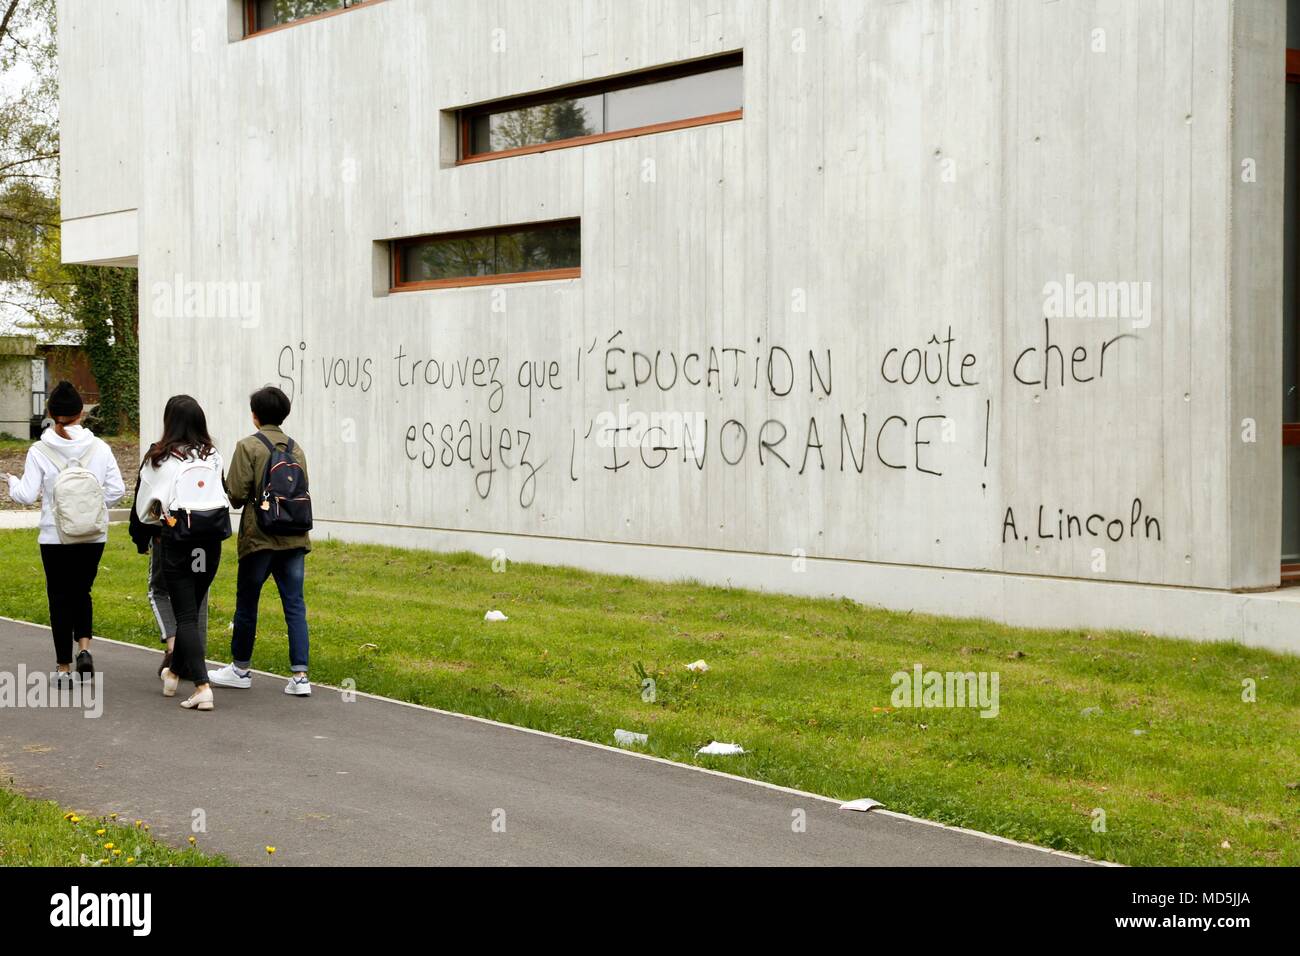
[0,788,227,867]
[1,527,1298,866]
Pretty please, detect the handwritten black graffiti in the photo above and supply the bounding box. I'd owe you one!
[1013,319,1137,390]
[1002,499,1162,543]
[879,327,980,388]
[404,420,541,509]
[394,346,505,413]
[595,412,952,477]
[604,340,832,398]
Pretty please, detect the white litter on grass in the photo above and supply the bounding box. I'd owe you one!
[839,798,884,812]
[696,740,745,756]
[484,610,509,622]
[685,660,710,673]
[614,729,648,747]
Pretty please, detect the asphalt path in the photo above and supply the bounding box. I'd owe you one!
[0,618,1093,867]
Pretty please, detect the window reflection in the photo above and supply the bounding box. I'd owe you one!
[396,221,581,288]
[251,0,369,33]
[462,56,743,159]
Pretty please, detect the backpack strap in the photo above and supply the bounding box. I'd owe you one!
[31,444,71,472]
[254,432,276,453]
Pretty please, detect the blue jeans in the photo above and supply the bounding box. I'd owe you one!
[231,548,309,672]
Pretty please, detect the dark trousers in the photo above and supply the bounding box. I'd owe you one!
[231,548,309,672]
[160,537,223,686]
[39,543,105,665]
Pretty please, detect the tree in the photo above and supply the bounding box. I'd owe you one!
[1,0,61,328]
[2,0,139,433]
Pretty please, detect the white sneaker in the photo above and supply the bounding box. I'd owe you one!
[284,675,311,697]
[207,663,252,689]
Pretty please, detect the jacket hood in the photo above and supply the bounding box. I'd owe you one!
[40,423,98,460]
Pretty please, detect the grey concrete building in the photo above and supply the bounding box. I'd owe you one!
[58,0,1300,651]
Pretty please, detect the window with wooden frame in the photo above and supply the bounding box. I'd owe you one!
[390,219,581,292]
[243,0,382,38]
[457,52,743,164]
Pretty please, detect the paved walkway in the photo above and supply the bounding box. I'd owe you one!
[0,618,1092,866]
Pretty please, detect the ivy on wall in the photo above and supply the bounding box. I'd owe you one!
[69,265,138,435]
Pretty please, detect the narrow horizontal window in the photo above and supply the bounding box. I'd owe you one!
[459,52,743,163]
[391,219,581,292]
[244,0,381,38]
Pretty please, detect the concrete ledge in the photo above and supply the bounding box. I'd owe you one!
[1,508,132,530]
[60,208,138,267]
[314,519,1300,657]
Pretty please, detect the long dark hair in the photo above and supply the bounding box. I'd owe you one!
[146,395,215,467]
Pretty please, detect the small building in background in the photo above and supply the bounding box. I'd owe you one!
[39,344,100,406]
[0,335,41,439]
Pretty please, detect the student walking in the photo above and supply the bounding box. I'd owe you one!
[2,382,124,681]
[128,403,209,677]
[135,395,231,711]
[209,386,314,697]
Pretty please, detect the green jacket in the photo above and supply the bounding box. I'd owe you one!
[224,425,312,560]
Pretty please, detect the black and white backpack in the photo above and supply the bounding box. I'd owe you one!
[163,454,232,541]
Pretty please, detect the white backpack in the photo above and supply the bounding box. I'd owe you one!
[166,456,230,515]
[160,454,232,541]
[31,443,109,543]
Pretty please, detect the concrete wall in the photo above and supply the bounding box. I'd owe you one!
[61,2,1287,615]
[57,0,141,264]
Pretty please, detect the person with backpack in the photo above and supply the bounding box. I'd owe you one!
[2,382,124,681]
[128,397,209,679]
[208,386,314,698]
[135,395,231,712]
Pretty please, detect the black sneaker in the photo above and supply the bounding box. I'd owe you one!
[75,649,94,682]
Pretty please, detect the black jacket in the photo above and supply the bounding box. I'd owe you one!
[127,468,154,554]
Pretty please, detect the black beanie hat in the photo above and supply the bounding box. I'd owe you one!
[47,381,84,419]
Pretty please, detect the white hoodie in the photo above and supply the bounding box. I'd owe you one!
[5,425,126,545]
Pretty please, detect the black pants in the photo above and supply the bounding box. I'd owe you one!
[39,543,106,666]
[160,537,223,687]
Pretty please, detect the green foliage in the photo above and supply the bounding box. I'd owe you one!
[69,265,138,435]
[1,0,61,327]
[0,788,226,867]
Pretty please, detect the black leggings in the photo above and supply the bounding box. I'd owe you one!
[160,537,223,687]
[39,543,105,666]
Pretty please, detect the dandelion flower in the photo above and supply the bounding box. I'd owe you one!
[112,849,122,857]
[125,857,135,864]
[103,843,114,850]
[266,846,276,856]
[95,828,106,837]
[188,835,196,846]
